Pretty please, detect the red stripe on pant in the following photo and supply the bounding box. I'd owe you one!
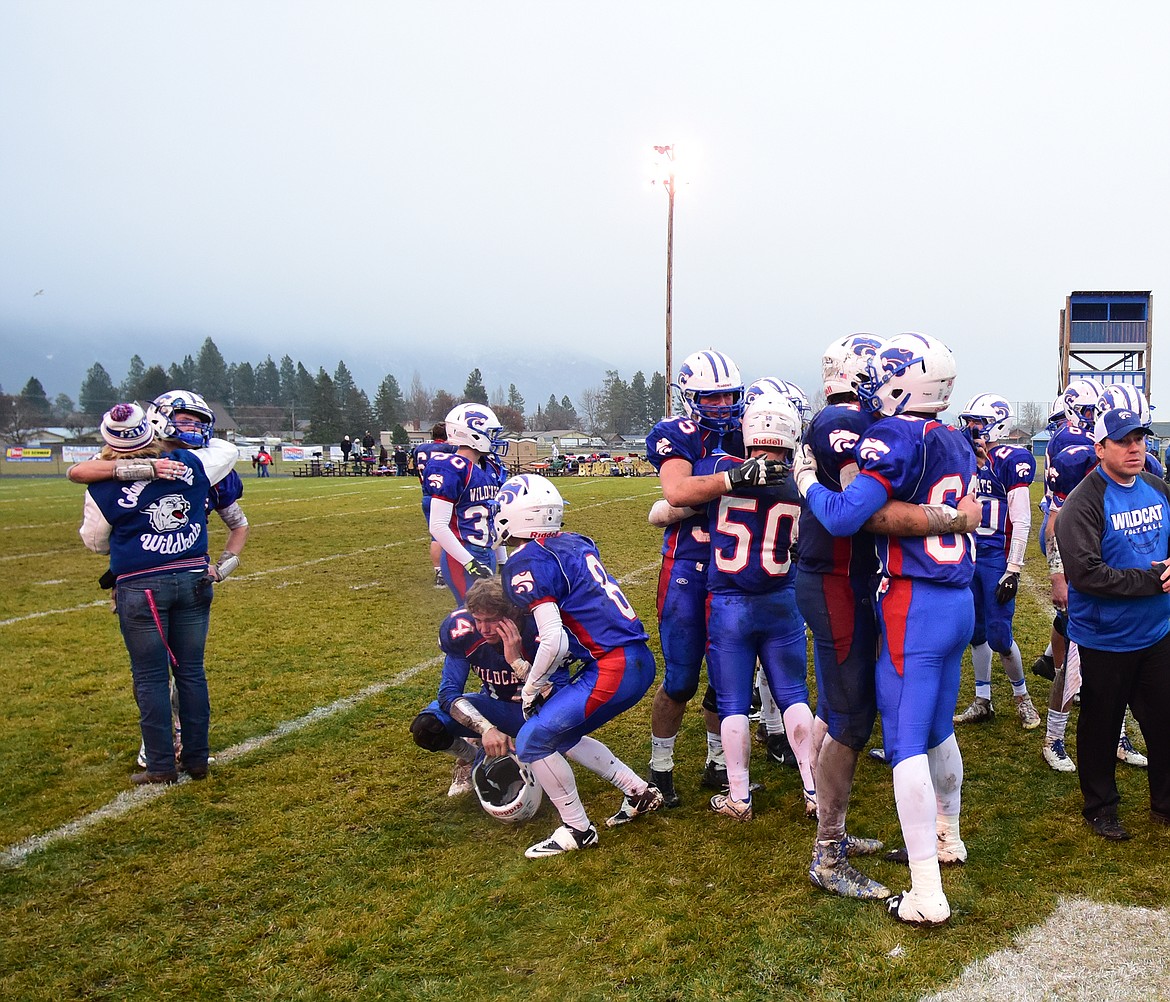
[881,577,913,677]
[821,574,856,666]
[585,648,628,718]
[656,556,675,619]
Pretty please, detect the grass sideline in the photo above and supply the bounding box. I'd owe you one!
[1,472,1167,1001]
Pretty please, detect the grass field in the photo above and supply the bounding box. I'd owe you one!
[1,469,1167,1001]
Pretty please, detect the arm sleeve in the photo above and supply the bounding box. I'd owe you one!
[1055,480,1165,598]
[79,492,112,554]
[526,602,571,692]
[1005,485,1031,571]
[436,654,473,714]
[195,439,240,485]
[428,498,475,567]
[805,473,890,537]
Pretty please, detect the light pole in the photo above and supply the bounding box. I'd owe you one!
[652,144,677,418]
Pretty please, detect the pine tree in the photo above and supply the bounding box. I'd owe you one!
[310,368,343,443]
[20,377,51,415]
[79,363,118,417]
[508,383,525,416]
[139,366,171,403]
[463,368,488,404]
[374,373,405,429]
[120,355,146,401]
[256,356,281,406]
[195,338,229,402]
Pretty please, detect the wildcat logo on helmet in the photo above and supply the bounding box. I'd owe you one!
[880,346,920,374]
[144,494,191,533]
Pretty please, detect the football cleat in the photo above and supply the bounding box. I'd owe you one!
[842,833,884,857]
[766,733,796,767]
[524,823,599,858]
[953,697,994,724]
[867,747,889,764]
[447,759,474,797]
[1014,694,1042,730]
[605,784,664,827]
[700,761,730,792]
[709,793,753,821]
[1042,737,1076,772]
[433,567,445,589]
[649,768,681,809]
[1031,653,1056,680]
[883,836,967,867]
[887,888,951,926]
[1118,733,1148,767]
[810,839,891,900]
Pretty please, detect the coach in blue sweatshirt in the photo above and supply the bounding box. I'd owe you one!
[1055,407,1170,840]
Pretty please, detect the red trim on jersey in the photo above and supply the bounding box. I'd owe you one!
[583,647,628,717]
[860,469,894,497]
[885,535,904,576]
[881,578,913,677]
[560,609,605,661]
[821,574,856,665]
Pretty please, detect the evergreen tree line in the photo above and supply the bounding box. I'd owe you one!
[1,336,668,443]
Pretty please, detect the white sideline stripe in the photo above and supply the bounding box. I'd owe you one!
[0,600,107,627]
[251,505,404,528]
[0,548,71,562]
[0,656,442,868]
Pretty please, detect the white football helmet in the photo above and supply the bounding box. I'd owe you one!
[858,333,956,417]
[742,392,801,452]
[1061,378,1105,429]
[674,350,744,432]
[492,474,564,544]
[147,390,215,448]
[822,334,885,398]
[1048,396,1067,425]
[446,402,508,456]
[959,393,1014,443]
[745,377,811,427]
[1096,383,1151,426]
[472,752,543,824]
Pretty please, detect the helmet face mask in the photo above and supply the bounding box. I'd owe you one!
[959,393,1013,444]
[146,390,215,448]
[741,392,801,454]
[446,403,508,456]
[821,334,885,398]
[472,752,543,824]
[858,333,956,417]
[1096,383,1150,427]
[1062,378,1105,429]
[491,474,565,546]
[674,350,744,432]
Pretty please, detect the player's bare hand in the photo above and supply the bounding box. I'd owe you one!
[482,726,513,758]
[156,459,188,480]
[496,618,523,663]
[1050,574,1068,611]
[956,493,982,532]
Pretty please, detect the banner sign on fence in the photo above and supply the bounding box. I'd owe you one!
[63,446,102,463]
[5,448,52,462]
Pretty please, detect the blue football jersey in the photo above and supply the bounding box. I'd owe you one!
[501,532,649,659]
[797,401,879,578]
[646,415,743,563]
[208,469,244,513]
[1046,423,1091,474]
[694,453,802,594]
[436,607,562,710]
[854,416,977,586]
[973,444,1036,557]
[422,452,507,549]
[1047,443,1098,511]
[412,440,456,482]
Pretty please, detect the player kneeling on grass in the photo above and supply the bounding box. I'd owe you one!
[409,577,568,797]
[493,474,664,858]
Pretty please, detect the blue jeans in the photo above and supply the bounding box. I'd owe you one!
[117,570,213,773]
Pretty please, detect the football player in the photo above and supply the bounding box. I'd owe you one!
[952,394,1041,729]
[794,333,976,926]
[690,392,814,821]
[494,475,664,858]
[643,350,785,809]
[409,577,568,796]
[424,403,509,604]
[412,422,457,588]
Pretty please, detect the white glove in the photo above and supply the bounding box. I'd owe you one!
[793,445,819,496]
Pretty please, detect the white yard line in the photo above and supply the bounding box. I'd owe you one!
[0,656,442,868]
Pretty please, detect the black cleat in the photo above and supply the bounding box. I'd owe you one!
[649,768,682,809]
[766,733,796,767]
[700,761,729,792]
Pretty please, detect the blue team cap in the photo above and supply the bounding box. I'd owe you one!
[1093,407,1151,444]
